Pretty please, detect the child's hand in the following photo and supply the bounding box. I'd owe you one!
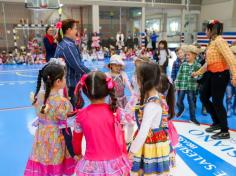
[73,155,81,162]
[128,152,134,161]
[191,72,198,77]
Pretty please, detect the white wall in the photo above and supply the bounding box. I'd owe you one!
[200,0,236,31]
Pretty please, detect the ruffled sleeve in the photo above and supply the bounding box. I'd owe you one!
[56,98,73,120]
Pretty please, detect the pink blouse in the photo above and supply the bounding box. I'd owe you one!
[75,103,122,160]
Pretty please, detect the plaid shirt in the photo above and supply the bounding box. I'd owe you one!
[175,61,201,91]
[196,36,236,80]
[171,58,184,81]
[54,37,90,87]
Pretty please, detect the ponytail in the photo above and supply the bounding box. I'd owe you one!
[166,82,175,120]
[32,69,43,105]
[40,78,51,114]
[108,88,117,113]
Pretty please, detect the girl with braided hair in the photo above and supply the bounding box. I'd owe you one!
[24,63,77,176]
[73,71,131,176]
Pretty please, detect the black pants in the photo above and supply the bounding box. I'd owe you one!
[152,41,156,50]
[200,70,230,132]
[68,86,76,109]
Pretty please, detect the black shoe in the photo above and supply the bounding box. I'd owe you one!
[205,125,221,133]
[190,119,200,126]
[176,108,185,118]
[211,132,230,140]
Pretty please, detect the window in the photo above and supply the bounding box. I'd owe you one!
[146,19,161,32]
[167,17,180,33]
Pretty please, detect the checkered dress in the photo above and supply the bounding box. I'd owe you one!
[175,61,201,91]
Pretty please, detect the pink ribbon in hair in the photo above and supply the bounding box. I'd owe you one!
[106,77,115,90]
[74,74,88,95]
[56,21,62,29]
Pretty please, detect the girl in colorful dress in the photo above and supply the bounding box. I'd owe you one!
[91,32,100,51]
[24,63,76,176]
[106,54,133,109]
[73,71,131,176]
[157,73,179,151]
[129,62,174,176]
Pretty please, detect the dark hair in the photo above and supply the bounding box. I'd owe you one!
[75,71,117,112]
[32,63,65,114]
[45,26,51,33]
[158,40,169,56]
[137,62,161,106]
[206,20,223,39]
[57,19,77,43]
[157,74,175,120]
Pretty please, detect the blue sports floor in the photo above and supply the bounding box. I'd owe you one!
[0,60,236,176]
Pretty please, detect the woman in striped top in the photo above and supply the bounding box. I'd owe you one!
[192,20,236,140]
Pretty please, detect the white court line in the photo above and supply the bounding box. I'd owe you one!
[0,106,33,112]
[15,71,37,78]
[0,80,35,83]
[0,69,40,73]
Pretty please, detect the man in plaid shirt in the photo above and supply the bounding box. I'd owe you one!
[175,45,201,125]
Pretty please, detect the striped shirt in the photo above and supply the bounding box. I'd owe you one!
[196,36,236,79]
[54,37,90,87]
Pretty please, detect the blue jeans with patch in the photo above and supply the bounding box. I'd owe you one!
[177,90,196,121]
[226,82,236,114]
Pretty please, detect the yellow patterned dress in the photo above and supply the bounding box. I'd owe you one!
[24,91,76,176]
[132,94,175,175]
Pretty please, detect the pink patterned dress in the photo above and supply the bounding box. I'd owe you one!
[24,91,76,176]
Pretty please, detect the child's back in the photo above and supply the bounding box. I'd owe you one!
[76,103,122,160]
[73,71,131,176]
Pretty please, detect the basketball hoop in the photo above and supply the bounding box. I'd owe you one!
[25,0,60,10]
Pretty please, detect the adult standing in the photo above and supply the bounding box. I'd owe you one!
[43,26,57,62]
[192,20,236,139]
[54,19,90,108]
[150,31,158,50]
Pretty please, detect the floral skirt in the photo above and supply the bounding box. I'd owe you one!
[131,128,175,175]
[75,155,131,176]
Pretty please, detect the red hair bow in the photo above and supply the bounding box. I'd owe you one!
[209,19,219,25]
[56,21,62,29]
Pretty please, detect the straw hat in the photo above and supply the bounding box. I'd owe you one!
[183,45,201,55]
[107,54,125,69]
[133,56,150,63]
[230,46,236,54]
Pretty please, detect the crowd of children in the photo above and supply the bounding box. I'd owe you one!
[0,50,46,65]
[16,18,236,175]
[24,48,181,175]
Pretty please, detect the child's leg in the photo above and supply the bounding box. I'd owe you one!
[226,82,232,116]
[232,86,236,115]
[176,90,185,116]
[187,91,197,121]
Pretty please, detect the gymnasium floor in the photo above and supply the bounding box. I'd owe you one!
[0,59,236,176]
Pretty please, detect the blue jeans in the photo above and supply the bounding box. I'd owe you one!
[226,82,236,113]
[177,90,196,120]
